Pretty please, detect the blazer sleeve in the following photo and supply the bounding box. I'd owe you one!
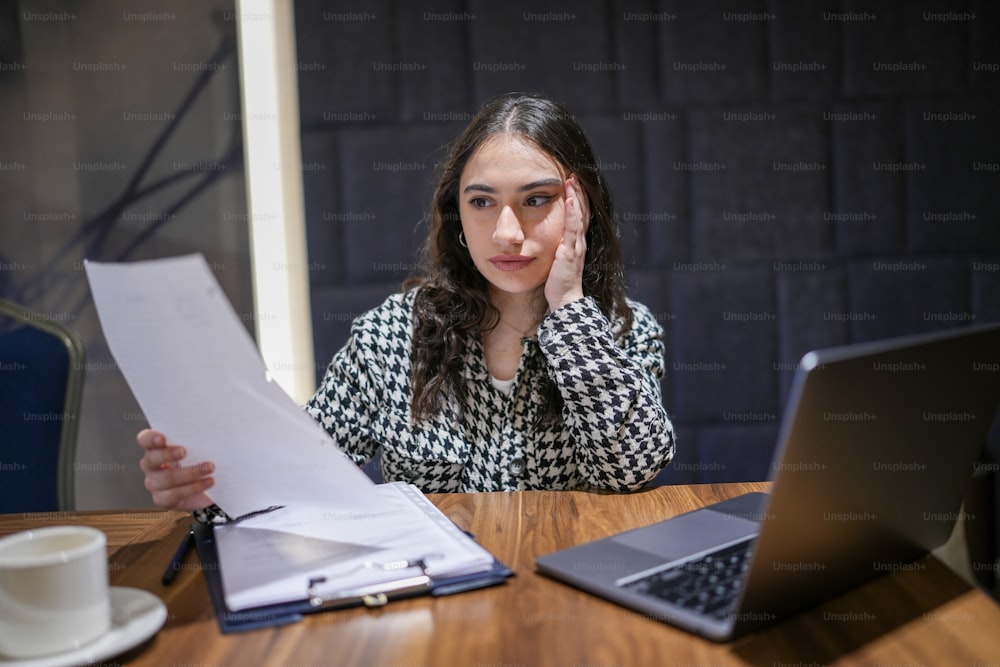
[536,297,676,491]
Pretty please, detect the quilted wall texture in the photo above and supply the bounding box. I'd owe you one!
[293,0,1000,486]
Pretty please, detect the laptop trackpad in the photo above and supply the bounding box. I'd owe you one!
[612,508,759,562]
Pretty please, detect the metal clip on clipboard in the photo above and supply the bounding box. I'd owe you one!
[306,558,434,610]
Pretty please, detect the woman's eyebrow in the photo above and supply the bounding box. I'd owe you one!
[462,178,562,195]
[518,178,562,192]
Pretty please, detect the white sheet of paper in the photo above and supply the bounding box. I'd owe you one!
[85,254,375,518]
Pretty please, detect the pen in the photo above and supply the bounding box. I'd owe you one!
[161,528,195,586]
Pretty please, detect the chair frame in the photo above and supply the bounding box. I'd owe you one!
[0,299,85,511]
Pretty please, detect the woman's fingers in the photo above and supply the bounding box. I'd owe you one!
[136,428,215,510]
[562,176,589,256]
[136,428,165,450]
[545,176,589,312]
[148,476,215,511]
[563,178,583,237]
[138,443,186,473]
[143,460,214,491]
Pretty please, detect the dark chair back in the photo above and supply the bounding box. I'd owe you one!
[0,300,85,512]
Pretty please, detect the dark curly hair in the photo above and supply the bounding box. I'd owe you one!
[405,92,633,424]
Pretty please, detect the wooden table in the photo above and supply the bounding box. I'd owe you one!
[3,483,999,666]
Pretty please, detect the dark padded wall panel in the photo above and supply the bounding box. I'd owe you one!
[687,105,832,262]
[656,0,768,104]
[769,0,840,100]
[841,0,967,97]
[397,1,471,121]
[847,258,970,340]
[904,98,1000,254]
[579,115,647,265]
[467,0,617,112]
[774,267,850,400]
[642,119,689,266]
[670,264,778,424]
[830,103,904,257]
[337,124,455,284]
[294,0,396,126]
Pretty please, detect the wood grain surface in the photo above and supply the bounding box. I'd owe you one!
[2,483,998,666]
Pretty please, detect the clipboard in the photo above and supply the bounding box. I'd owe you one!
[191,521,514,633]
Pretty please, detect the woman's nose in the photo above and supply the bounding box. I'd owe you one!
[492,206,524,246]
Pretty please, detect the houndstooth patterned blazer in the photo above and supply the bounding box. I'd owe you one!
[304,290,676,493]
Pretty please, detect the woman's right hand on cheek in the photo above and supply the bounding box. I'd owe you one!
[137,429,215,511]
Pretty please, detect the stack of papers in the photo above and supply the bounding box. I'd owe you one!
[216,482,496,610]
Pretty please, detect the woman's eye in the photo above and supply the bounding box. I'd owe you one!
[525,195,553,207]
[469,197,490,209]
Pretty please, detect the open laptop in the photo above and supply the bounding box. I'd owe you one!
[537,323,1000,641]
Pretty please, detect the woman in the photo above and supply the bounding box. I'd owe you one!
[138,93,676,517]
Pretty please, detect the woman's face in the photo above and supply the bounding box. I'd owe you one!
[457,134,569,302]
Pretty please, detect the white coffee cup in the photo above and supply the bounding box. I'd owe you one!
[0,525,111,659]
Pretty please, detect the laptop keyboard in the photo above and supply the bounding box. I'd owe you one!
[620,539,755,621]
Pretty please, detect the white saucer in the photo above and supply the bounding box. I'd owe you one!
[0,586,167,667]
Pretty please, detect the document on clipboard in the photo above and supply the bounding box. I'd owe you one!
[214,482,498,612]
[85,255,511,628]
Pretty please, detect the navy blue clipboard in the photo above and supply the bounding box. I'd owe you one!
[191,521,514,633]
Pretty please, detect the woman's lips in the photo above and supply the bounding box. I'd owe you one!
[489,255,535,272]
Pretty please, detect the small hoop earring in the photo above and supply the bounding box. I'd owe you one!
[458,231,467,248]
